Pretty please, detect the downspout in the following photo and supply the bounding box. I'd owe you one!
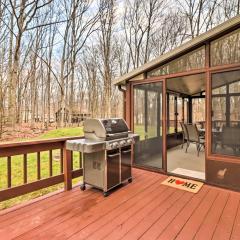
[118,84,126,120]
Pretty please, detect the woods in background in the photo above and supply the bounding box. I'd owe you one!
[0,0,239,138]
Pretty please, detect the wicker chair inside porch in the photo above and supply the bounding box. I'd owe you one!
[185,123,205,156]
[180,122,188,149]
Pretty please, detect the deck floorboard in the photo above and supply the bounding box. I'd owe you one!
[0,169,240,240]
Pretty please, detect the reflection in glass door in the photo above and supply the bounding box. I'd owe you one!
[133,82,163,169]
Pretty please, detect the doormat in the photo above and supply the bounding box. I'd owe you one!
[161,176,204,193]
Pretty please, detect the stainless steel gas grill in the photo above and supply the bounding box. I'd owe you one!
[66,118,139,197]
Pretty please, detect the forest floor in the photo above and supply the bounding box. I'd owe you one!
[0,126,84,210]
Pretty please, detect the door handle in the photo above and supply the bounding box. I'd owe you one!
[122,150,131,154]
[107,153,120,158]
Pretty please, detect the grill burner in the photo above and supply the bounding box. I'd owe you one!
[66,118,139,197]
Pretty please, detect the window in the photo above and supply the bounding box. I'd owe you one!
[177,97,183,132]
[230,96,240,126]
[147,90,159,138]
[192,98,205,123]
[133,88,145,141]
[212,86,226,95]
[211,96,226,129]
[168,94,175,133]
[166,94,184,133]
[147,46,205,77]
[229,80,240,93]
[211,28,240,67]
[211,69,240,157]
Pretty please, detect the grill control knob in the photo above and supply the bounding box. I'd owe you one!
[120,140,126,146]
[112,142,119,148]
[127,139,133,145]
[109,143,114,149]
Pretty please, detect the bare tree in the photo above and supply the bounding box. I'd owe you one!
[176,0,220,39]
[98,0,116,118]
[8,0,54,128]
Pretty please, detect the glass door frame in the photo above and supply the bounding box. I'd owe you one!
[165,73,207,180]
[207,66,240,164]
[130,78,167,173]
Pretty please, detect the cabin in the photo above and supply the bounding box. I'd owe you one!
[55,106,91,124]
[115,15,240,191]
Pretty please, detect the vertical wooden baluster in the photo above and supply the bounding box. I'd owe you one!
[60,149,63,174]
[71,151,73,171]
[23,154,27,184]
[49,150,53,176]
[7,157,11,188]
[79,152,82,169]
[37,152,41,180]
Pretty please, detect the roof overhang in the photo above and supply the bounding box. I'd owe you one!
[114,15,240,86]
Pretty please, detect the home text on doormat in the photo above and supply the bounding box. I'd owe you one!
[161,176,204,193]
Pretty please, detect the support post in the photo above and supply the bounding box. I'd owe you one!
[125,83,132,130]
[144,90,148,138]
[174,96,178,133]
[167,93,170,133]
[63,143,72,191]
[188,97,193,124]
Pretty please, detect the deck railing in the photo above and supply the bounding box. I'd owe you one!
[0,136,83,202]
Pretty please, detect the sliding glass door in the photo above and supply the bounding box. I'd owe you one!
[133,81,163,169]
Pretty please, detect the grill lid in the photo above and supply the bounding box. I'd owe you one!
[84,118,129,140]
[101,119,129,134]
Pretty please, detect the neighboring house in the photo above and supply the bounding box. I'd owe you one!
[55,106,91,124]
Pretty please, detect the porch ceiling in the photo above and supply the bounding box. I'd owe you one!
[167,73,206,96]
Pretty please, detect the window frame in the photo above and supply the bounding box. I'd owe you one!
[207,67,240,164]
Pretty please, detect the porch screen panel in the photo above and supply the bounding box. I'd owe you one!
[147,90,159,138]
[133,82,163,169]
[177,97,183,132]
[147,46,205,77]
[211,70,240,157]
[168,95,175,133]
[133,88,145,141]
[211,28,240,67]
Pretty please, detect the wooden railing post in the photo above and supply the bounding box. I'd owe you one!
[63,142,72,191]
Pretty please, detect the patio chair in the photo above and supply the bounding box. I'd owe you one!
[179,122,188,149]
[185,123,205,156]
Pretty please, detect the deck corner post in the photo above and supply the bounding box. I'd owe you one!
[63,142,72,191]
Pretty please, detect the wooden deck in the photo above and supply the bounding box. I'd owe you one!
[0,168,240,240]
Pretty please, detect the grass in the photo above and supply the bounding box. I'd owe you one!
[134,125,158,140]
[38,127,84,139]
[0,127,84,210]
[134,124,176,140]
